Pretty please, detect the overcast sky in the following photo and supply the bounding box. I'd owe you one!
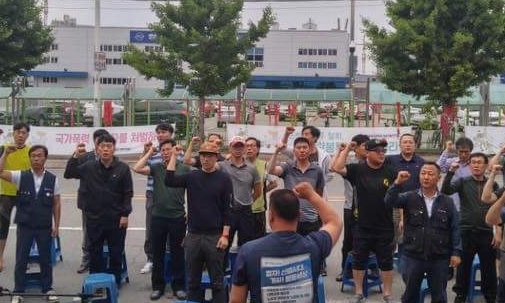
[47,0,389,74]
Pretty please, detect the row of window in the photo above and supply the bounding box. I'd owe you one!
[50,44,58,51]
[100,77,132,85]
[100,44,130,52]
[248,61,264,68]
[297,62,338,69]
[298,48,338,56]
[42,57,58,64]
[42,77,58,83]
[144,45,165,52]
[106,58,128,65]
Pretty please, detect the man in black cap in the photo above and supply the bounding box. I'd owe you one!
[333,138,396,303]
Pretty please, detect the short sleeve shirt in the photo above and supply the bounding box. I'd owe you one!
[232,230,332,303]
[220,160,260,206]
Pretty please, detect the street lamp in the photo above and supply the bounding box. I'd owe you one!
[349,41,356,127]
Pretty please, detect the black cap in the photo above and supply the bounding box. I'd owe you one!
[365,138,388,151]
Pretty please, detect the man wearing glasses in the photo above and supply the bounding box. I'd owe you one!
[441,153,500,303]
[333,138,396,303]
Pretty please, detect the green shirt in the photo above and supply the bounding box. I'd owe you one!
[149,161,189,219]
[251,158,267,213]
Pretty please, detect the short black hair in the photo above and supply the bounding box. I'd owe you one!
[208,133,222,140]
[302,125,321,141]
[159,139,177,148]
[97,133,116,145]
[93,129,109,140]
[455,137,473,151]
[13,122,30,133]
[400,133,415,141]
[351,134,370,145]
[293,137,310,147]
[29,145,48,157]
[269,189,300,222]
[469,152,488,164]
[422,161,441,174]
[245,137,261,149]
[155,123,174,134]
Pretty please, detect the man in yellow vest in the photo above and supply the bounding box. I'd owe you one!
[0,122,31,272]
[245,137,277,238]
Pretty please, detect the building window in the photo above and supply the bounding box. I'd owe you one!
[113,58,122,65]
[42,56,50,64]
[328,49,337,56]
[50,57,58,63]
[42,77,57,83]
[298,48,308,55]
[318,49,327,55]
[100,77,130,85]
[50,44,58,51]
[328,62,337,69]
[106,58,112,65]
[247,47,264,68]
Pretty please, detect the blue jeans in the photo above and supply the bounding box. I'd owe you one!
[15,226,53,292]
[401,254,449,303]
[184,232,226,303]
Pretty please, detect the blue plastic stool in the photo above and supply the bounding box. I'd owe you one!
[468,255,482,303]
[419,277,430,303]
[102,245,129,284]
[28,236,63,266]
[340,253,383,297]
[317,276,326,303]
[82,273,118,303]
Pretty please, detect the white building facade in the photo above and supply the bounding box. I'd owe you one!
[28,21,351,89]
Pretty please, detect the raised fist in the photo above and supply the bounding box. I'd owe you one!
[395,170,411,184]
[293,182,316,200]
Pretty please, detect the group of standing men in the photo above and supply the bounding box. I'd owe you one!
[3,119,505,303]
[332,132,505,303]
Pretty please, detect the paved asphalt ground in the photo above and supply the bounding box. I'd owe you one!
[0,161,487,303]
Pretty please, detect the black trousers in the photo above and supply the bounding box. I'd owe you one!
[15,226,53,292]
[150,215,186,293]
[341,208,356,271]
[87,219,126,285]
[454,229,497,302]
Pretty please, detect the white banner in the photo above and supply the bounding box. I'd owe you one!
[0,125,160,156]
[464,126,505,154]
[226,124,412,155]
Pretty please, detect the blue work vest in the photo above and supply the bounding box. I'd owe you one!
[15,170,56,229]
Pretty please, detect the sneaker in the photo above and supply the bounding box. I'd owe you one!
[336,272,343,282]
[46,290,59,303]
[320,268,327,276]
[140,261,153,274]
[349,294,366,303]
[175,290,187,300]
[11,295,23,303]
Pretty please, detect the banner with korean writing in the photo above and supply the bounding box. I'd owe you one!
[464,126,505,154]
[0,125,160,156]
[226,124,411,154]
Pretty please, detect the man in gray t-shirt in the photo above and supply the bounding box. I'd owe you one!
[269,137,325,235]
[219,136,261,247]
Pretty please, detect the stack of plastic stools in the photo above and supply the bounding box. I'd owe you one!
[340,252,382,297]
[468,255,482,303]
[102,245,129,284]
[419,277,430,302]
[317,275,326,303]
[25,236,63,289]
[82,273,118,303]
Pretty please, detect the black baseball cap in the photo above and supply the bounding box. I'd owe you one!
[365,138,388,151]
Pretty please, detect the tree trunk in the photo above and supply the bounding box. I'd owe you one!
[440,103,457,144]
[198,97,205,139]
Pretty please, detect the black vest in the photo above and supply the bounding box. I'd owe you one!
[402,191,454,259]
[15,170,56,229]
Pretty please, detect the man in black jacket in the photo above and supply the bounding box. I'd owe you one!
[64,134,133,286]
[64,128,109,274]
[385,162,461,303]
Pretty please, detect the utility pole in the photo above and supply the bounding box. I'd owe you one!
[93,0,103,127]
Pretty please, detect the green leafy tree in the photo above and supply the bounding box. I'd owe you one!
[0,0,53,83]
[124,0,275,139]
[364,0,505,140]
